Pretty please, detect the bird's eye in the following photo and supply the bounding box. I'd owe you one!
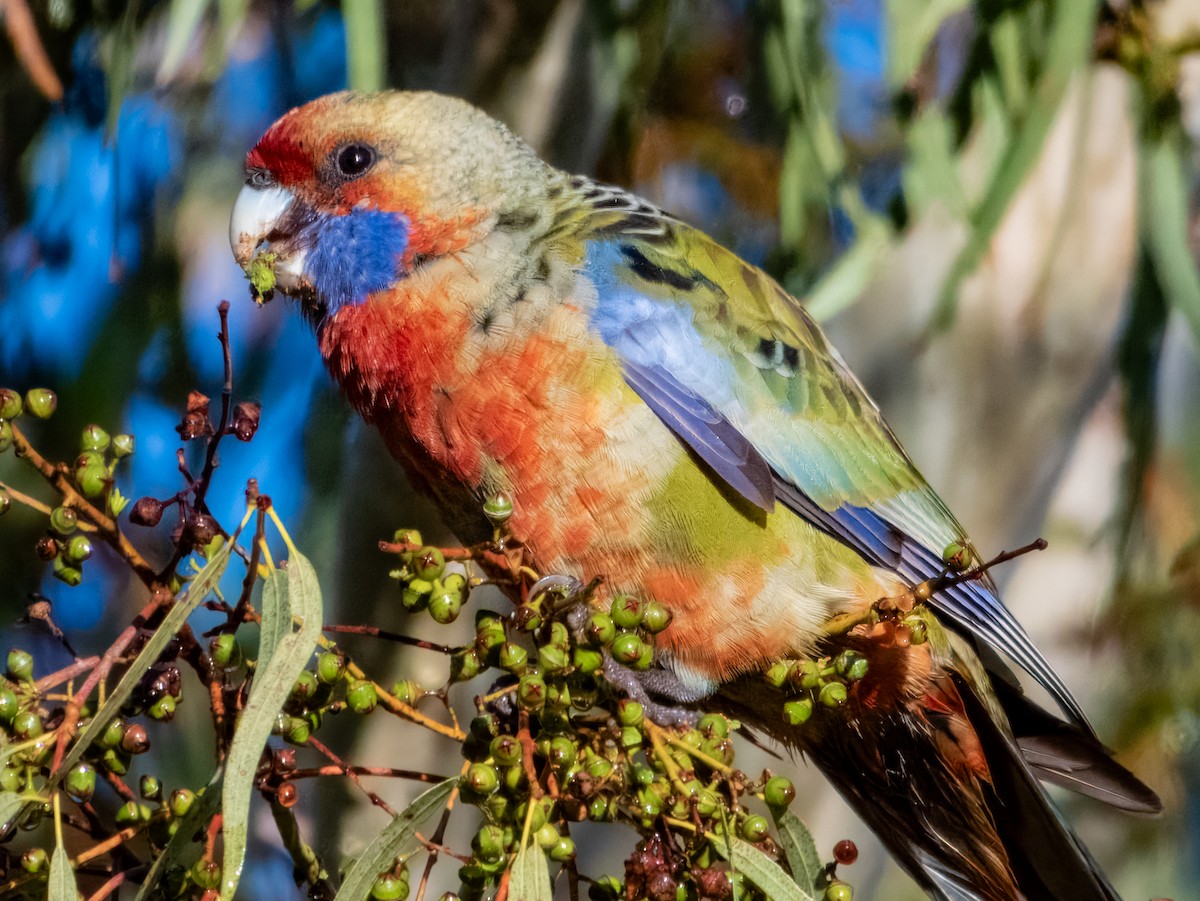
[335,144,376,179]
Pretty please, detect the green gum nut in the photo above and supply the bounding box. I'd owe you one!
[498,642,528,674]
[111,434,135,458]
[449,648,482,683]
[0,388,22,419]
[537,643,569,673]
[640,600,672,634]
[825,881,853,901]
[0,420,11,453]
[535,823,560,849]
[465,763,498,795]
[65,534,93,563]
[401,577,433,612]
[549,835,576,862]
[428,588,462,624]
[413,546,445,581]
[835,650,868,682]
[763,775,796,810]
[7,649,33,681]
[24,388,56,419]
[617,699,644,727]
[20,848,46,874]
[819,682,848,708]
[764,660,790,687]
[489,734,521,767]
[0,490,10,516]
[697,714,729,738]
[609,633,644,665]
[169,788,196,817]
[52,557,84,586]
[65,764,96,803]
[609,595,643,630]
[741,814,770,842]
[941,540,972,572]
[49,505,78,535]
[572,646,603,674]
[346,680,378,714]
[0,688,18,722]
[80,424,110,452]
[584,612,616,647]
[517,673,546,711]
[316,651,344,684]
[370,874,409,901]
[483,491,514,527]
[783,698,813,726]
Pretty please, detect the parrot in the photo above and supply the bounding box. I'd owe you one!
[229,90,1160,900]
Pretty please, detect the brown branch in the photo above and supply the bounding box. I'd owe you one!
[289,765,448,782]
[9,421,159,587]
[0,0,63,101]
[321,624,456,654]
[307,737,397,816]
[84,869,128,901]
[35,656,100,693]
[50,587,171,775]
[193,301,234,516]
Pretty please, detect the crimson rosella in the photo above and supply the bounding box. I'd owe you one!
[229,90,1159,900]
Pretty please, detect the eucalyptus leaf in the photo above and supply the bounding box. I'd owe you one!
[933,0,1098,330]
[1141,123,1200,343]
[344,0,385,92]
[509,843,554,901]
[714,834,814,901]
[50,542,233,789]
[333,778,457,901]
[48,846,78,901]
[221,552,324,898]
[158,0,212,84]
[772,809,824,896]
[135,773,223,901]
[0,790,29,834]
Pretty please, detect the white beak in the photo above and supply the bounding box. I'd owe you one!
[229,184,310,293]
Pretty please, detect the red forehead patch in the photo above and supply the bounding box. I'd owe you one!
[245,120,313,186]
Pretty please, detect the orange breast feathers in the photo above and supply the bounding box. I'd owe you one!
[316,273,684,565]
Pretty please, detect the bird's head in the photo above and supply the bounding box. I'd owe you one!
[229,90,546,318]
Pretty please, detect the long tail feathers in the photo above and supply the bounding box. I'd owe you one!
[717,671,1141,900]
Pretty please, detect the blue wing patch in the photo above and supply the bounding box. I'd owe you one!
[622,360,775,512]
[619,361,1096,736]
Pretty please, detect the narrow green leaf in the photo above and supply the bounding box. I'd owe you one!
[714,835,813,901]
[51,543,233,789]
[221,552,324,898]
[0,790,30,833]
[903,108,968,219]
[48,847,78,901]
[343,0,385,92]
[333,778,457,901]
[158,0,212,84]
[509,844,553,901]
[135,773,223,901]
[772,809,824,896]
[885,0,969,88]
[805,218,891,322]
[1141,123,1200,343]
[990,11,1029,119]
[932,0,1099,330]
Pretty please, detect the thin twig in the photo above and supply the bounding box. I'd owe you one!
[9,422,159,586]
[322,624,456,654]
[0,0,63,101]
[308,737,398,816]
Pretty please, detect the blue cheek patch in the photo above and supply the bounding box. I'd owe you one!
[303,208,409,310]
